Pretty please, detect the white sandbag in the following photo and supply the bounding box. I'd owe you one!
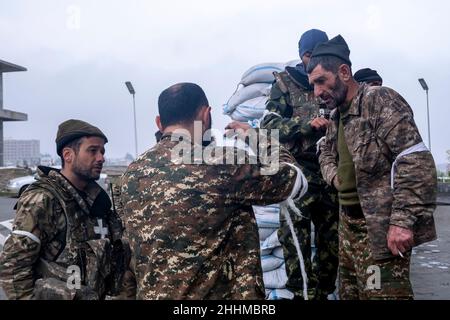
[229,96,268,122]
[263,263,289,289]
[240,63,285,86]
[272,246,285,260]
[254,204,280,214]
[223,83,272,115]
[261,255,285,273]
[261,247,273,256]
[265,289,295,300]
[258,227,276,241]
[260,230,282,254]
[255,213,279,229]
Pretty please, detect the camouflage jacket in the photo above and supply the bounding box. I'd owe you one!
[319,84,437,260]
[119,132,305,300]
[0,166,128,299]
[261,68,328,185]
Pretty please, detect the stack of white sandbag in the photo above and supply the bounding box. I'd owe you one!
[223,60,299,122]
[254,204,294,300]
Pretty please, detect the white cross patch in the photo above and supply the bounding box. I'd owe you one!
[94,219,109,239]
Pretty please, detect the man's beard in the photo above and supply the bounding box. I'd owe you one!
[72,159,102,182]
[324,76,348,110]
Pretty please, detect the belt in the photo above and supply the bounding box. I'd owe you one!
[341,204,364,219]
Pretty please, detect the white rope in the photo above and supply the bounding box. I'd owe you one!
[283,163,308,215]
[280,162,309,300]
[281,205,308,300]
[316,136,326,155]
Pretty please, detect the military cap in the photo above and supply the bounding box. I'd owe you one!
[354,68,383,84]
[310,34,352,66]
[56,119,108,155]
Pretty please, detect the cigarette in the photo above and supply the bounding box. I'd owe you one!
[399,251,404,258]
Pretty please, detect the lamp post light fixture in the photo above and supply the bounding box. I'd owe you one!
[418,78,431,151]
[125,81,138,158]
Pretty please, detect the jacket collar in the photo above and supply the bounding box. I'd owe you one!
[347,83,367,116]
[160,130,211,149]
[161,131,194,144]
[331,83,367,119]
[37,166,102,215]
[285,64,313,91]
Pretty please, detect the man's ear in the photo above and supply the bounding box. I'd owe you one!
[156,115,163,132]
[196,106,209,124]
[338,64,352,82]
[201,106,212,124]
[62,147,74,166]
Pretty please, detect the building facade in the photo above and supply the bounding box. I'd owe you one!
[4,139,40,166]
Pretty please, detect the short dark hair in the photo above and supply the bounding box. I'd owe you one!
[158,83,209,127]
[306,55,352,75]
[60,137,84,168]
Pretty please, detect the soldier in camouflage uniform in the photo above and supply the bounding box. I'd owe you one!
[0,120,135,300]
[120,83,307,300]
[308,35,437,299]
[259,29,339,300]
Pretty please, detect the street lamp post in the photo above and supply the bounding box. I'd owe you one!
[125,81,138,158]
[418,78,431,151]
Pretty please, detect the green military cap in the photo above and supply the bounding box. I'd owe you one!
[56,119,108,156]
[310,34,352,67]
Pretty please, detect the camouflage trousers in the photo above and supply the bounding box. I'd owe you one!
[278,185,339,300]
[339,211,414,300]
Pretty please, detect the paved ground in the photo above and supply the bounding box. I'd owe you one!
[410,194,450,299]
[0,195,449,300]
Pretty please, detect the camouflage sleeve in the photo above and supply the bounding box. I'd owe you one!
[0,190,53,299]
[115,227,137,300]
[375,94,437,230]
[261,81,314,144]
[220,143,306,206]
[111,183,124,218]
[318,125,338,186]
[106,182,136,299]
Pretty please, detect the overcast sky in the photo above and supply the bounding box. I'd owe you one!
[1,0,449,165]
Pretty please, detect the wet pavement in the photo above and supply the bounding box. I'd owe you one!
[410,195,450,299]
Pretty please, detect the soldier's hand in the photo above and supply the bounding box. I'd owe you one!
[387,225,414,257]
[310,118,329,131]
[225,121,252,139]
[225,121,251,132]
